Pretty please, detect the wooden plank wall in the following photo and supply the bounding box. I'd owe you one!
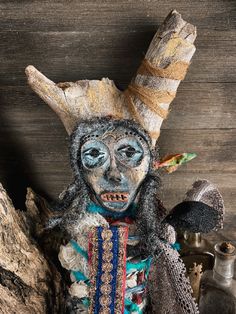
[0,1,235,217]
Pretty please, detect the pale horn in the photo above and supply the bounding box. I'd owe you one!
[26,10,196,146]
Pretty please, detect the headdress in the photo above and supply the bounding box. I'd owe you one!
[25,10,196,147]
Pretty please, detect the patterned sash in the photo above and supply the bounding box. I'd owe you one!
[88,226,128,314]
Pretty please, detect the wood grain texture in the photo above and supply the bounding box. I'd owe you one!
[0,84,235,129]
[0,184,63,313]
[0,29,235,86]
[0,1,235,225]
[1,0,235,32]
[24,11,197,148]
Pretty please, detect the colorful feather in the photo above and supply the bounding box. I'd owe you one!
[153,153,197,173]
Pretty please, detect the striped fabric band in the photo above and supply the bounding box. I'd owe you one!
[88,226,128,314]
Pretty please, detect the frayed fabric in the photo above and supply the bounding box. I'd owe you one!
[49,118,199,313]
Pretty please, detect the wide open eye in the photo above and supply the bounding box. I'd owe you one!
[115,138,144,167]
[81,140,109,169]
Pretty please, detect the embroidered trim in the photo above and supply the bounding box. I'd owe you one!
[88,226,128,314]
[115,227,128,313]
[88,228,99,313]
[99,227,114,313]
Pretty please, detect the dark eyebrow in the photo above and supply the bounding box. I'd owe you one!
[117,144,134,150]
[83,147,104,154]
[117,145,142,153]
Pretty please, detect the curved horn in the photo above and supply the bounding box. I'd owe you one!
[124,10,197,146]
[26,66,129,134]
[25,65,75,134]
[26,10,196,142]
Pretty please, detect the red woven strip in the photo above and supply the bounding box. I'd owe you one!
[118,227,128,314]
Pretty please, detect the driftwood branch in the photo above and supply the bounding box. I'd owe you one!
[130,9,196,145]
[25,67,128,135]
[25,10,196,147]
[0,184,63,313]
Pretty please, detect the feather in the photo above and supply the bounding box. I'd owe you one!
[153,152,197,173]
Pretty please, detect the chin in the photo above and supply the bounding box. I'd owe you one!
[101,201,130,212]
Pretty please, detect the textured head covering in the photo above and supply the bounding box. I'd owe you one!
[165,179,225,233]
[184,179,225,229]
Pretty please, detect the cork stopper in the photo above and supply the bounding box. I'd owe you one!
[213,241,236,282]
[219,242,235,254]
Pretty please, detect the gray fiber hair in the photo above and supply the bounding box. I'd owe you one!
[50,117,167,255]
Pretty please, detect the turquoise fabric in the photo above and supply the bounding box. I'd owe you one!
[71,270,89,283]
[171,242,181,251]
[82,297,90,307]
[126,283,145,294]
[125,298,142,314]
[86,202,137,219]
[126,257,152,275]
[70,239,88,260]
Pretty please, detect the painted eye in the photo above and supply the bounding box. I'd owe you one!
[85,148,103,158]
[117,146,140,158]
[81,141,109,169]
[116,139,144,167]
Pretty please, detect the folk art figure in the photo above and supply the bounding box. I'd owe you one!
[25,10,225,314]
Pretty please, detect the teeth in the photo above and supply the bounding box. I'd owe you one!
[101,192,129,203]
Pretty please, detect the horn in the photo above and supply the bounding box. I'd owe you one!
[25,65,75,134]
[26,10,196,145]
[124,10,197,146]
[25,66,130,135]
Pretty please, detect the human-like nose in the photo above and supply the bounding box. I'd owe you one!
[105,157,122,183]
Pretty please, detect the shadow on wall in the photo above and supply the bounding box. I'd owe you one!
[0,98,51,210]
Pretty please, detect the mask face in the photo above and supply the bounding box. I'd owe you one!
[80,126,151,212]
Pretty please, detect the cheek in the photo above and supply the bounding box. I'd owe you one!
[82,167,106,191]
[126,160,150,186]
[128,169,145,185]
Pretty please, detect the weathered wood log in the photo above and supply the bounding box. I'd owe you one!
[25,10,196,147]
[0,183,63,313]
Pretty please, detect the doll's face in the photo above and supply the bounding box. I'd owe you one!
[80,126,151,212]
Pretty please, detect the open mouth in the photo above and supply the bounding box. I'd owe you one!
[100,192,129,203]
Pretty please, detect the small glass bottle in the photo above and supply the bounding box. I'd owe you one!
[199,242,236,313]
